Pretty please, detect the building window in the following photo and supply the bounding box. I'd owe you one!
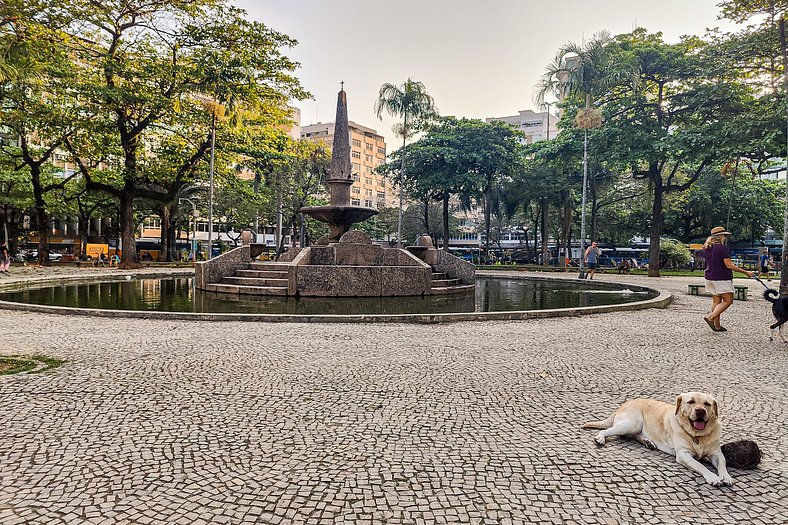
[351,199,360,206]
[352,151,361,159]
[377,147,385,155]
[352,138,361,147]
[352,173,360,181]
[352,187,361,194]
[365,154,372,162]
[377,192,386,201]
[365,189,373,197]
[364,200,373,208]
[365,177,372,186]
[352,162,361,172]
[365,142,373,150]
[143,218,161,229]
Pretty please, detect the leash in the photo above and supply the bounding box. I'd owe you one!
[752,275,773,291]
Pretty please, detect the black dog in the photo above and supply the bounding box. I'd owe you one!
[763,289,788,342]
[721,439,762,470]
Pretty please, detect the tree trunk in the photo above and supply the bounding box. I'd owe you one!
[648,171,663,277]
[80,215,90,261]
[442,192,450,253]
[118,188,140,269]
[484,187,492,253]
[559,201,571,269]
[160,205,170,262]
[168,214,177,262]
[541,199,549,266]
[30,164,50,266]
[423,196,429,234]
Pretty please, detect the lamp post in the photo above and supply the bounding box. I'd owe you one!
[207,112,216,260]
[179,197,200,263]
[541,101,554,267]
[579,129,589,279]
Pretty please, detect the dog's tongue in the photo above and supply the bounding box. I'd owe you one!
[693,420,706,431]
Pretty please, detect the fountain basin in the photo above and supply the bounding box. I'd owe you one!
[0,273,671,323]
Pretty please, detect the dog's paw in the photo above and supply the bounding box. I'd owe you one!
[643,439,656,450]
[719,472,733,486]
[593,434,606,447]
[703,473,723,487]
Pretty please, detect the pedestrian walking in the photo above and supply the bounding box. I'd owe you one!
[702,226,753,332]
[584,241,602,279]
[0,242,9,273]
[758,249,772,280]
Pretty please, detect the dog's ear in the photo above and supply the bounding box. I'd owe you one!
[675,395,683,415]
[712,399,719,418]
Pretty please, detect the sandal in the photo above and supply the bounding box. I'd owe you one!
[717,326,727,332]
[703,317,719,332]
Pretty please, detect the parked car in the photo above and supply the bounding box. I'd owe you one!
[15,250,64,262]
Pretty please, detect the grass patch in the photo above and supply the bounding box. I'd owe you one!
[0,355,64,375]
[28,355,65,373]
[0,357,37,375]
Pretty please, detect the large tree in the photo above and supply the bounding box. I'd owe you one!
[717,1,788,292]
[374,78,438,247]
[380,118,494,252]
[0,10,79,264]
[598,30,755,276]
[59,0,306,268]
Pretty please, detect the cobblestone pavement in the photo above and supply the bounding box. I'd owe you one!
[0,267,786,524]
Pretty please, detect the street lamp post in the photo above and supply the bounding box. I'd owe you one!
[541,101,553,267]
[207,112,216,261]
[579,129,589,279]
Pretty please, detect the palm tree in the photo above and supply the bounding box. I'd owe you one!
[375,79,437,246]
[534,31,619,277]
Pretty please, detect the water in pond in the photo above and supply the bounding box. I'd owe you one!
[0,277,657,315]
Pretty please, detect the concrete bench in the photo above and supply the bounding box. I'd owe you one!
[687,284,748,300]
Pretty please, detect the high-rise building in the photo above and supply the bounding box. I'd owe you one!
[301,120,394,208]
[486,109,559,144]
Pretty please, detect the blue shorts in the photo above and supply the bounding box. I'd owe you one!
[587,262,597,269]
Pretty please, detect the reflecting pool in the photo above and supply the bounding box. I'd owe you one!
[0,277,657,316]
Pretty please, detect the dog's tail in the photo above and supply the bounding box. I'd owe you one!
[764,289,779,303]
[581,416,614,430]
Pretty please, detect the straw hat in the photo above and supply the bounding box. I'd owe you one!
[710,226,732,236]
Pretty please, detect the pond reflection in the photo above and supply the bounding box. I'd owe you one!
[0,277,656,315]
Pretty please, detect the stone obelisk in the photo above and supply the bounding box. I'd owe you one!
[327,88,353,206]
[300,85,379,243]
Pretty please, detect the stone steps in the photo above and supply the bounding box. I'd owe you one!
[430,284,476,295]
[235,269,290,280]
[429,269,469,294]
[221,277,288,287]
[431,278,461,288]
[249,261,291,270]
[203,283,288,296]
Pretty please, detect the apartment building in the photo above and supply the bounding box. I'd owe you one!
[486,109,559,144]
[300,120,394,208]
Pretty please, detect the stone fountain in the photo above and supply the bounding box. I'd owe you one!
[300,88,378,243]
[194,87,475,298]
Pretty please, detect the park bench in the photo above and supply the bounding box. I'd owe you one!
[687,283,748,301]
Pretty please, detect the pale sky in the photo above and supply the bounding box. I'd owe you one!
[235,0,738,148]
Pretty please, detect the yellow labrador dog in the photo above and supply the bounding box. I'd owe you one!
[583,392,732,487]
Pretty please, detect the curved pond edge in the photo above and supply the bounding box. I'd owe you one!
[0,269,672,324]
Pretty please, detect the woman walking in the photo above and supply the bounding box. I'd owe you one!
[0,242,9,273]
[702,226,753,332]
